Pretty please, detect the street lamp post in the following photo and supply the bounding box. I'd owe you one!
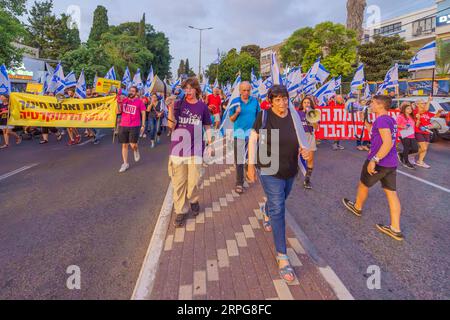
[188,26,213,78]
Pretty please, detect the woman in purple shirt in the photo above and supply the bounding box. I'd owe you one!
[342,95,403,241]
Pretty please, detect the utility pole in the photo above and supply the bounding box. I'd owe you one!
[188,26,213,77]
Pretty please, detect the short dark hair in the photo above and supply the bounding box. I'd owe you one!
[373,95,392,111]
[181,77,202,99]
[268,85,288,102]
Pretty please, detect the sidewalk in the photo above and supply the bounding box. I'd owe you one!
[149,162,338,300]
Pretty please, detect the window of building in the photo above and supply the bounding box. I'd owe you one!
[376,22,402,35]
[412,16,436,36]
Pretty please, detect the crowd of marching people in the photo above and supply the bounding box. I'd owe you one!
[1,71,447,285]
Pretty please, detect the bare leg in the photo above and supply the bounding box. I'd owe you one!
[417,142,428,163]
[122,144,129,164]
[354,182,369,211]
[130,143,138,152]
[3,129,9,145]
[67,128,74,141]
[384,189,401,232]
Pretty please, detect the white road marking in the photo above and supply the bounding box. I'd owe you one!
[0,163,39,182]
[76,134,106,147]
[131,182,173,300]
[397,170,450,193]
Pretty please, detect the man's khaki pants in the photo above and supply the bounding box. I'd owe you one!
[168,156,204,215]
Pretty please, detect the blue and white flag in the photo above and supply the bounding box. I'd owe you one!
[0,64,11,95]
[231,72,241,91]
[288,100,311,177]
[251,69,260,97]
[132,69,144,90]
[287,67,302,98]
[45,63,54,75]
[105,66,117,80]
[376,64,399,94]
[213,78,219,89]
[270,52,283,86]
[363,82,371,100]
[49,63,65,95]
[335,76,342,92]
[64,71,77,88]
[219,83,241,135]
[75,70,87,99]
[409,41,436,72]
[316,63,330,84]
[299,58,322,94]
[171,77,182,94]
[122,67,132,89]
[351,63,365,93]
[144,66,154,97]
[258,77,273,100]
[314,78,337,106]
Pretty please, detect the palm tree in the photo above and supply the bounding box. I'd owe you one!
[346,0,367,41]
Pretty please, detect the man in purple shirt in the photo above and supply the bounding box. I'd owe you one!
[342,95,403,241]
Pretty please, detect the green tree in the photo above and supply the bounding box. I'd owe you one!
[436,39,450,77]
[24,0,53,56]
[207,49,259,84]
[88,5,109,43]
[358,34,412,81]
[41,13,80,60]
[138,13,145,44]
[0,0,27,67]
[177,59,185,77]
[241,44,261,63]
[61,44,111,86]
[280,27,314,66]
[184,58,195,76]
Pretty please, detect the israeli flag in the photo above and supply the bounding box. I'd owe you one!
[258,77,273,100]
[335,76,342,92]
[144,66,154,97]
[351,63,365,93]
[93,74,99,92]
[270,52,283,85]
[363,82,371,100]
[39,72,49,94]
[231,72,241,91]
[75,70,87,99]
[64,71,77,88]
[287,67,302,98]
[376,64,398,94]
[132,69,144,90]
[251,69,260,97]
[213,78,219,89]
[219,83,241,135]
[223,82,232,99]
[409,41,436,72]
[171,77,181,93]
[202,76,209,93]
[50,64,65,95]
[299,59,321,94]
[122,67,132,89]
[0,64,11,95]
[314,78,337,106]
[45,63,54,76]
[105,66,117,80]
[315,63,330,84]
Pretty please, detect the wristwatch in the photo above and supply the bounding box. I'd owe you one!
[371,156,380,164]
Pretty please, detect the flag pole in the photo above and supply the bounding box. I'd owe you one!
[431,68,436,97]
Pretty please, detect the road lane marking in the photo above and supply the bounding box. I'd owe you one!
[0,163,39,182]
[397,170,450,193]
[76,134,106,147]
[131,182,173,300]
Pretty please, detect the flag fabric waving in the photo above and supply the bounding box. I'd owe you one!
[350,63,365,93]
[377,64,399,94]
[122,67,132,89]
[408,41,436,72]
[0,64,11,95]
[50,64,66,95]
[75,70,87,99]
[314,78,337,106]
[132,69,143,90]
[144,66,154,97]
[105,67,117,80]
[271,52,283,85]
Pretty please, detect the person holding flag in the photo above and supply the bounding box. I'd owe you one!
[229,81,260,194]
[0,94,22,149]
[247,85,311,283]
[207,87,222,130]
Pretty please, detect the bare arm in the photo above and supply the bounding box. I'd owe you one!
[167,97,176,130]
[248,130,258,166]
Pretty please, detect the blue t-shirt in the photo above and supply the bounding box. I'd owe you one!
[229,96,260,139]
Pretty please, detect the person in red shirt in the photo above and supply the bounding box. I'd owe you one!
[207,88,222,130]
[413,96,442,169]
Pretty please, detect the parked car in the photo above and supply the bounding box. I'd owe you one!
[394,97,450,142]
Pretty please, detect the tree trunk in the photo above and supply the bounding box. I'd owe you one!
[347,0,367,41]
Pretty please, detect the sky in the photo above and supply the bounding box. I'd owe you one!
[30,0,436,78]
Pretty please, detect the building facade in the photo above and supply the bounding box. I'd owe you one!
[260,42,285,78]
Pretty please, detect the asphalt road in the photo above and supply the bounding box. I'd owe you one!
[287,139,450,300]
[0,131,171,299]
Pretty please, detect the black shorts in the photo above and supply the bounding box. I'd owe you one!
[360,160,397,191]
[415,133,430,143]
[118,126,140,144]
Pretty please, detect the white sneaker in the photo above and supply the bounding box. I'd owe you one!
[134,149,141,162]
[408,156,416,165]
[416,161,431,169]
[119,163,129,173]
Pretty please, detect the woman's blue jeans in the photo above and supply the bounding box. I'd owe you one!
[259,173,295,255]
[149,117,161,141]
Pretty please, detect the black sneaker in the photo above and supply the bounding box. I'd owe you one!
[304,178,312,190]
[402,162,415,170]
[376,224,404,241]
[173,214,187,228]
[342,198,362,217]
[397,152,404,163]
[190,202,200,216]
